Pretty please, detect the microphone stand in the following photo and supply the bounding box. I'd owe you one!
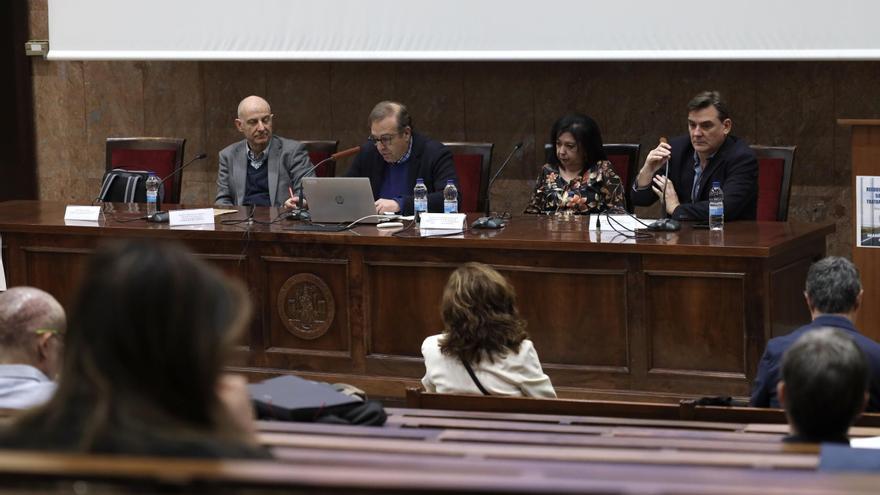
[646,159,680,232]
[146,153,208,223]
[472,142,523,229]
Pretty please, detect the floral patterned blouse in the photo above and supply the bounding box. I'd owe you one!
[524,161,625,214]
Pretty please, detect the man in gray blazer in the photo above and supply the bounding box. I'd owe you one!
[215,95,313,207]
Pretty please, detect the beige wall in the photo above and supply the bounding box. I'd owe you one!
[29,0,878,256]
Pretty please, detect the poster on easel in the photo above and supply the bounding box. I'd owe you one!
[857,176,880,248]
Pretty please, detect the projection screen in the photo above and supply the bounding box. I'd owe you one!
[47,0,880,61]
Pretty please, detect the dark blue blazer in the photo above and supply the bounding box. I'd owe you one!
[630,135,758,221]
[750,315,880,412]
[345,132,458,216]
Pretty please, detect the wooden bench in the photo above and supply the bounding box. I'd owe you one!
[0,416,874,494]
[406,388,880,427]
[0,447,877,494]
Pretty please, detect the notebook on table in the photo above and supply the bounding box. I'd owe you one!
[301,177,385,224]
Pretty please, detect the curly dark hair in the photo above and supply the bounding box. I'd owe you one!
[438,263,529,365]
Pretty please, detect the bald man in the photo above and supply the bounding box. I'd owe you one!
[0,287,65,409]
[215,96,313,207]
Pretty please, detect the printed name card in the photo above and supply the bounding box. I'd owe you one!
[169,208,215,227]
[64,205,101,221]
[419,213,466,232]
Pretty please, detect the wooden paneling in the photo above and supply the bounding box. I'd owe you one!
[645,270,746,377]
[263,256,351,355]
[0,201,832,400]
[21,246,91,309]
[842,121,880,342]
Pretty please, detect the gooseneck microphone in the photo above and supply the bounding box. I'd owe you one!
[146,152,208,223]
[471,142,523,229]
[286,145,361,220]
[646,137,680,232]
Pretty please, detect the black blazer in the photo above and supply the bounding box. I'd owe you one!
[750,315,880,412]
[630,135,758,221]
[345,132,458,216]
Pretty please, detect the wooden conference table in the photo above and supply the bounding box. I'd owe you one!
[0,201,833,400]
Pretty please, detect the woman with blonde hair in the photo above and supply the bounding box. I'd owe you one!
[421,263,555,397]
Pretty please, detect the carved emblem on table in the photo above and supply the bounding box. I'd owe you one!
[277,273,335,340]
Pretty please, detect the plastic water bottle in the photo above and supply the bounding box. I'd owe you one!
[145,173,160,215]
[443,180,458,213]
[708,181,724,231]
[413,178,428,221]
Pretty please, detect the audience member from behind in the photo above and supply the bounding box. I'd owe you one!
[778,328,868,444]
[630,90,758,221]
[524,113,625,215]
[0,288,64,409]
[421,263,556,398]
[0,240,268,458]
[751,256,880,412]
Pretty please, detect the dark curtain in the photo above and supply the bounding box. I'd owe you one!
[0,0,37,201]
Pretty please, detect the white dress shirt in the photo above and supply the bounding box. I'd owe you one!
[0,364,56,409]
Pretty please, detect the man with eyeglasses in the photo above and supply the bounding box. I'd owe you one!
[630,90,758,221]
[344,101,459,215]
[0,287,65,409]
[216,95,313,207]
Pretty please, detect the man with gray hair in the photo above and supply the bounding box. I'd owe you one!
[0,287,65,409]
[751,256,880,411]
[778,328,868,444]
[344,101,458,215]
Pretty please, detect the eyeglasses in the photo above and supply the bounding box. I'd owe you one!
[34,328,64,343]
[367,133,400,147]
[34,328,61,336]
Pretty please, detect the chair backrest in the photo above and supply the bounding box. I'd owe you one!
[301,140,339,177]
[443,142,493,213]
[751,145,796,221]
[543,143,640,213]
[105,137,186,203]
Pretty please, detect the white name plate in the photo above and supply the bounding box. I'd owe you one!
[64,205,101,221]
[589,214,649,231]
[169,208,215,226]
[419,213,466,232]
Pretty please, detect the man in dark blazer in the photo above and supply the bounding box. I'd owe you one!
[215,95,312,207]
[751,257,880,412]
[345,101,458,216]
[630,91,758,221]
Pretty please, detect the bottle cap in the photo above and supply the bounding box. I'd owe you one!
[416,178,424,183]
[712,181,720,187]
[446,179,454,184]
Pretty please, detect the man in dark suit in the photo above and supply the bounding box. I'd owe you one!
[344,101,458,216]
[215,95,313,207]
[630,91,758,221]
[751,256,880,412]
[777,327,868,444]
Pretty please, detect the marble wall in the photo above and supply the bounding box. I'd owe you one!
[28,0,877,256]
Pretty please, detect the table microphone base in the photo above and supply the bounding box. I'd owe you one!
[647,217,681,232]
[471,216,506,229]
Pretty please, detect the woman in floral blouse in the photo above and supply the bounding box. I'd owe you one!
[524,113,625,215]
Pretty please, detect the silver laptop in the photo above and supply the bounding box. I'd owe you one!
[302,177,384,224]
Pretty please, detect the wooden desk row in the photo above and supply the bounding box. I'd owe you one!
[0,200,834,400]
[405,388,880,427]
[0,407,877,494]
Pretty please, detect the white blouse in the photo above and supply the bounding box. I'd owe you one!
[420,334,556,398]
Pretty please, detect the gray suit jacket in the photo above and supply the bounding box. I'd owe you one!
[215,135,313,207]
